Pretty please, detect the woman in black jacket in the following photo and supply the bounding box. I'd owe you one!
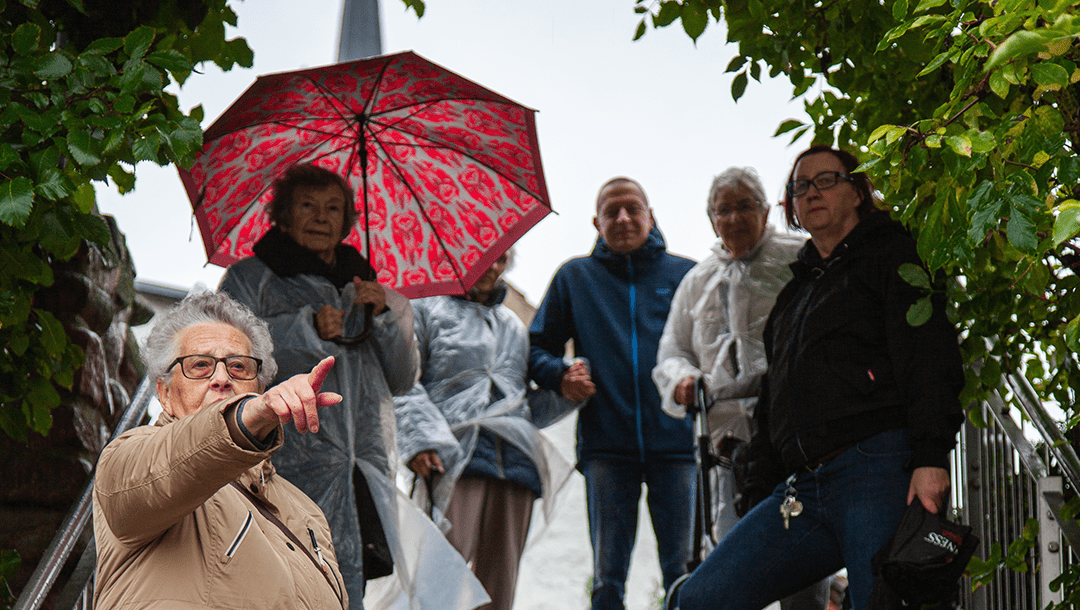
[667,146,965,610]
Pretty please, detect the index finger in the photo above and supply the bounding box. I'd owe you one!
[307,356,336,392]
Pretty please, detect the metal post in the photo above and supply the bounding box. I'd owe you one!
[338,0,383,61]
[962,416,988,610]
[1039,476,1064,607]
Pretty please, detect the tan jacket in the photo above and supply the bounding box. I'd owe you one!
[93,396,348,610]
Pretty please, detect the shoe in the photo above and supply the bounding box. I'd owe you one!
[665,573,691,610]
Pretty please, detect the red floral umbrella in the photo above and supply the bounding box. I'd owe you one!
[178,51,550,299]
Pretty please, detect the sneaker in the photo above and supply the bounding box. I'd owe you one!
[665,573,691,610]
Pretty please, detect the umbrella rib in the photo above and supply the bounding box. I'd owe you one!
[367,136,471,292]
[365,95,515,137]
[369,117,547,203]
[302,75,367,126]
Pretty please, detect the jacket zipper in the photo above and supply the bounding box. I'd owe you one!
[224,511,253,558]
[309,527,346,609]
[628,257,645,463]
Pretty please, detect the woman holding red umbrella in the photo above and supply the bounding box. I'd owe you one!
[219,163,420,609]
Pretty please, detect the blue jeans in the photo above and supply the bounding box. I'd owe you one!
[581,458,696,610]
[675,429,915,610]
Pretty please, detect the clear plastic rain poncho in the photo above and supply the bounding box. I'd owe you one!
[394,293,579,534]
[220,257,488,610]
[653,224,806,444]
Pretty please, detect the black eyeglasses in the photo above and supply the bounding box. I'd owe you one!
[168,355,262,381]
[786,171,855,198]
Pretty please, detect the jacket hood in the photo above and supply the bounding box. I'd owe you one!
[458,280,508,307]
[590,225,669,264]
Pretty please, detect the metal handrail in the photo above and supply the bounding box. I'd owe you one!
[1006,371,1080,490]
[13,375,155,610]
[983,378,1080,550]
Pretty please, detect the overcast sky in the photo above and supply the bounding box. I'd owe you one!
[96,0,809,305]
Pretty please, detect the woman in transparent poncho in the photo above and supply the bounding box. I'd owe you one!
[220,163,483,610]
[653,167,828,610]
[394,250,583,610]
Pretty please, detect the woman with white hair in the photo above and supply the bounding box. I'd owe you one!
[93,292,347,609]
[653,167,828,609]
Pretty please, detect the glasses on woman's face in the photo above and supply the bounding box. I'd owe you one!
[787,171,854,198]
[712,198,762,218]
[168,354,262,381]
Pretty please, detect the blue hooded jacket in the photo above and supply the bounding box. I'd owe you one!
[529,227,696,464]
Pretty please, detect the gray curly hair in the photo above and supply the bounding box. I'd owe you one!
[707,167,769,222]
[143,291,278,389]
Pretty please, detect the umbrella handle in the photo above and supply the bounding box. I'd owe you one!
[332,303,375,346]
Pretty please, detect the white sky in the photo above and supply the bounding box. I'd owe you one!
[97,0,809,305]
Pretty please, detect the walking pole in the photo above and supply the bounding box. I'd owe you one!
[687,377,716,571]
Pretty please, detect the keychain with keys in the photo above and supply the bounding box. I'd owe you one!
[779,474,803,530]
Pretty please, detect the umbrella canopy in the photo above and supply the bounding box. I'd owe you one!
[179,51,551,299]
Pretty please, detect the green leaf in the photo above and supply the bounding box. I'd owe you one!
[23,386,56,436]
[12,23,41,56]
[633,19,647,40]
[37,211,78,258]
[968,130,997,153]
[66,130,102,166]
[0,548,19,580]
[654,1,681,27]
[989,69,1010,98]
[37,310,68,356]
[123,26,156,61]
[1031,61,1070,87]
[85,37,123,54]
[899,262,932,290]
[35,52,73,80]
[725,55,746,73]
[917,49,953,77]
[107,165,135,193]
[681,0,708,41]
[0,142,18,172]
[71,211,111,248]
[913,0,947,10]
[907,296,933,327]
[1053,199,1080,246]
[987,30,1051,71]
[0,177,34,227]
[1007,207,1038,252]
[34,168,70,201]
[9,331,30,356]
[774,119,805,136]
[893,0,909,21]
[946,134,972,157]
[868,124,894,144]
[72,181,96,214]
[145,50,193,75]
[731,71,748,101]
[132,132,161,162]
[1067,314,1080,352]
[119,61,164,95]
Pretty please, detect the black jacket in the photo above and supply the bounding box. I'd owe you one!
[745,212,965,496]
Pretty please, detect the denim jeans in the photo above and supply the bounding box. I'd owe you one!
[581,458,697,610]
[675,429,915,610]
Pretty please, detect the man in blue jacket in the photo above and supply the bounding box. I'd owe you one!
[529,177,697,610]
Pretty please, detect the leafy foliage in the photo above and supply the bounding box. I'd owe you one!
[0,0,252,441]
[0,549,17,609]
[628,0,1080,600]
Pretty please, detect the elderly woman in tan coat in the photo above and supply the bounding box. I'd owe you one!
[93,292,348,610]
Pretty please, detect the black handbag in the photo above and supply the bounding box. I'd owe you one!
[867,501,979,609]
[353,466,395,580]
